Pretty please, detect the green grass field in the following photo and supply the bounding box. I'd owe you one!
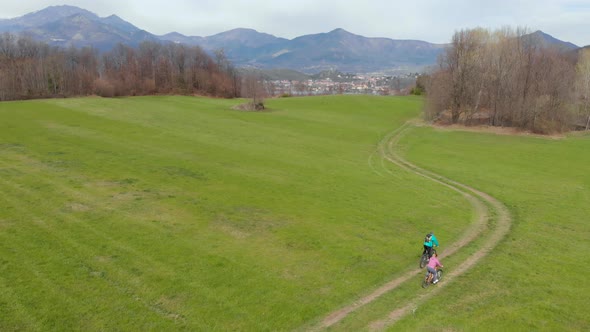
[391,126,590,331]
[0,95,588,331]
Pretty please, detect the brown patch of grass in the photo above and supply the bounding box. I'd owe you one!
[92,181,122,188]
[211,206,287,240]
[432,123,566,139]
[95,256,113,263]
[154,295,186,321]
[66,202,91,212]
[231,101,267,112]
[111,192,137,202]
[216,224,250,239]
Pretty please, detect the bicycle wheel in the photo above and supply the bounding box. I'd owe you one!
[419,253,428,268]
[436,269,444,281]
[421,277,429,288]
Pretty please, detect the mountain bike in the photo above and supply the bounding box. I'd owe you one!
[421,267,443,288]
[419,248,436,268]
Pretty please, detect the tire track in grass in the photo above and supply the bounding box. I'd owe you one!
[312,124,488,329]
[311,123,511,330]
[370,124,512,330]
[367,126,407,178]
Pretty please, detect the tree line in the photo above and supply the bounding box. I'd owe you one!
[424,27,590,133]
[0,33,243,101]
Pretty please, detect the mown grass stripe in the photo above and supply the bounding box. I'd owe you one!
[0,175,187,329]
[0,266,44,331]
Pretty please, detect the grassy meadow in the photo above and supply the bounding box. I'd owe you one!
[390,126,590,331]
[1,95,587,331]
[328,124,590,331]
[0,95,472,331]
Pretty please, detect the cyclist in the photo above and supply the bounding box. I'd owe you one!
[423,231,439,259]
[426,252,443,284]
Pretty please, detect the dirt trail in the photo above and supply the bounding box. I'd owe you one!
[311,123,512,331]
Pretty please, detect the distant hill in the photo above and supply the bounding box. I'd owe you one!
[238,68,311,81]
[0,5,97,30]
[159,32,205,45]
[0,5,445,73]
[161,28,445,74]
[525,30,579,52]
[283,28,443,73]
[0,5,157,50]
[0,5,581,74]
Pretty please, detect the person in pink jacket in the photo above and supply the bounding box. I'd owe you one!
[426,252,444,284]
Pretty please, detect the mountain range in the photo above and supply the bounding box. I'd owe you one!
[0,5,582,74]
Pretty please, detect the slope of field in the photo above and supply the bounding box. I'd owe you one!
[0,96,474,330]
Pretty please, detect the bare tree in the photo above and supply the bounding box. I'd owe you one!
[441,28,488,123]
[0,33,242,102]
[427,26,576,133]
[241,73,266,110]
[486,28,521,126]
[576,49,590,130]
[424,70,451,121]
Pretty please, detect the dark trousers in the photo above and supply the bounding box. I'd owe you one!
[423,245,434,258]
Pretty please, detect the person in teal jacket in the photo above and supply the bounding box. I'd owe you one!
[423,232,439,258]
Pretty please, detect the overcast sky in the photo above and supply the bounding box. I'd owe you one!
[1,1,589,46]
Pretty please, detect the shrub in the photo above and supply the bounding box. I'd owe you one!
[94,79,115,97]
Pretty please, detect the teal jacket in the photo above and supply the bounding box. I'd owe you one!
[424,234,439,247]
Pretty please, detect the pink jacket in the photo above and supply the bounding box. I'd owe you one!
[427,256,442,269]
